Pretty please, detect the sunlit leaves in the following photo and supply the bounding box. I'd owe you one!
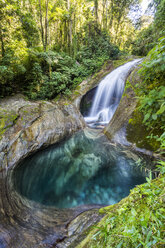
[91,176,165,248]
[136,37,165,151]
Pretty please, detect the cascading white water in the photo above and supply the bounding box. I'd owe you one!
[85,59,142,127]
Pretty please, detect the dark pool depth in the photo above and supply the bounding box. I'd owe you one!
[13,130,154,208]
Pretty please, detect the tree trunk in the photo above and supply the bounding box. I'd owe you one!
[102,0,108,30]
[0,27,5,57]
[69,19,72,54]
[73,13,77,58]
[105,0,108,30]
[60,22,63,50]
[67,0,72,55]
[38,0,45,50]
[45,0,49,51]
[102,0,105,29]
[28,0,33,12]
[64,20,68,52]
[109,0,114,29]
[115,19,121,44]
[94,0,98,25]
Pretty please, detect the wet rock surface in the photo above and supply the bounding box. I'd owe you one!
[0,60,117,247]
[103,66,160,156]
[0,94,96,248]
[0,95,85,169]
[0,172,103,247]
[104,67,141,139]
[0,59,150,248]
[80,87,97,116]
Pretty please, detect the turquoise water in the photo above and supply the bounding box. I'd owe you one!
[13,130,153,208]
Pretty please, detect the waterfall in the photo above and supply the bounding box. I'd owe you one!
[85,59,142,127]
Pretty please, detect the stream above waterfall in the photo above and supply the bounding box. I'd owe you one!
[13,130,154,208]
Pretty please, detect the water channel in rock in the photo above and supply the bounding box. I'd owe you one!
[83,59,142,128]
[13,130,154,208]
[12,59,154,210]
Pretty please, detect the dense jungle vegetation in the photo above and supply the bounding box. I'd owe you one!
[0,0,164,100]
[0,0,165,247]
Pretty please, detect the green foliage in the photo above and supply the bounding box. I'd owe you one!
[20,13,39,47]
[136,37,165,147]
[131,25,156,56]
[139,86,165,129]
[0,24,120,100]
[132,0,165,56]
[77,25,119,63]
[0,51,27,97]
[83,175,165,248]
[154,0,165,37]
[23,50,76,99]
[22,49,104,99]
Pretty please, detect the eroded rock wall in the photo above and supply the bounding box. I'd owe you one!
[104,68,142,139]
[0,95,85,170]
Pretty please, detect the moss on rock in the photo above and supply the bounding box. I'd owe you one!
[126,109,160,151]
[0,108,18,139]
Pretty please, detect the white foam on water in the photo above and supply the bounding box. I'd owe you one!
[85,59,142,127]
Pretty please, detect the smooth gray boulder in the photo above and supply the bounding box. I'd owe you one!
[0,95,85,170]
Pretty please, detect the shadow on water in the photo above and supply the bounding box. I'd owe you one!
[13,129,154,209]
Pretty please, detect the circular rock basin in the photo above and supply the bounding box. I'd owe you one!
[12,130,154,208]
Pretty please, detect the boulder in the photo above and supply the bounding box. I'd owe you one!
[0,95,85,169]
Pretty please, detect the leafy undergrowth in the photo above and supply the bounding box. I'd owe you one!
[136,37,165,153]
[77,165,165,248]
[0,27,120,100]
